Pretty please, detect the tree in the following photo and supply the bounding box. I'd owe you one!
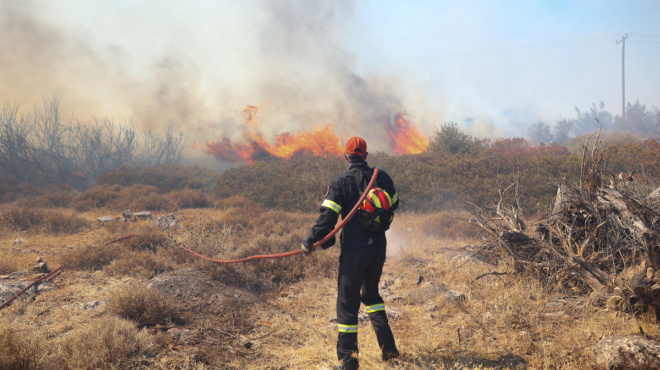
[552,119,574,144]
[428,122,477,154]
[527,120,553,144]
[574,101,613,134]
[613,99,658,136]
[0,96,186,189]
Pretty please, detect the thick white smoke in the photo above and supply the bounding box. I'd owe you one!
[0,0,437,156]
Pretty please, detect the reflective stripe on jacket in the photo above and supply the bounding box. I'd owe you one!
[303,162,398,249]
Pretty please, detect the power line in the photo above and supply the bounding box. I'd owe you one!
[629,33,660,39]
[367,34,620,66]
[629,40,660,44]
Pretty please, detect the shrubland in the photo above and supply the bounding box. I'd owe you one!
[2,135,659,217]
[1,131,660,368]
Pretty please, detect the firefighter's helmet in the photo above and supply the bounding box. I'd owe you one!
[359,187,393,224]
[344,136,367,157]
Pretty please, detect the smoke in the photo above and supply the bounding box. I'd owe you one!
[0,1,201,131]
[385,228,403,258]
[245,0,411,152]
[0,2,105,113]
[0,0,428,157]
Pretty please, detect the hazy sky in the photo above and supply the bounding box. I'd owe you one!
[1,0,659,151]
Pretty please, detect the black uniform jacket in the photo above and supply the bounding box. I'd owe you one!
[303,162,399,250]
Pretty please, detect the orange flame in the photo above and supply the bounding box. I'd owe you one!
[386,113,429,154]
[205,105,344,164]
[204,106,431,164]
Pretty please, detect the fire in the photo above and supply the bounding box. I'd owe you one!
[205,105,344,164]
[386,113,429,154]
[204,106,431,164]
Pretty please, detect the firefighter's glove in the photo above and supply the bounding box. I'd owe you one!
[320,235,335,249]
[301,242,313,256]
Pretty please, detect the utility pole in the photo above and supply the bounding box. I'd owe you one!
[616,33,628,119]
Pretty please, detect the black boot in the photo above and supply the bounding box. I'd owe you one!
[337,332,359,370]
[382,348,399,361]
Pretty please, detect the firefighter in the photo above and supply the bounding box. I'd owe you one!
[301,136,400,370]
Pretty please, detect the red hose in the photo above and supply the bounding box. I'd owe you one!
[0,266,63,310]
[103,234,140,246]
[106,168,380,264]
[177,168,379,263]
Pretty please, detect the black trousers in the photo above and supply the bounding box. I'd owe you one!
[336,245,397,369]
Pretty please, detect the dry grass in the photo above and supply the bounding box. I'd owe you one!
[121,228,170,252]
[0,286,153,369]
[103,250,171,278]
[1,205,658,369]
[108,282,178,326]
[61,244,120,271]
[71,184,175,212]
[0,206,89,234]
[231,213,658,369]
[56,315,154,368]
[416,209,475,239]
[0,323,48,370]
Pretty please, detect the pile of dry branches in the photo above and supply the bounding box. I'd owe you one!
[471,129,660,319]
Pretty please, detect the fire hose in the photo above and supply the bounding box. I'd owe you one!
[105,168,380,264]
[0,266,63,310]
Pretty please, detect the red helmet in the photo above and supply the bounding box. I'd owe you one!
[360,187,392,214]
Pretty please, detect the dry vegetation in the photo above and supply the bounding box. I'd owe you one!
[1,194,659,369]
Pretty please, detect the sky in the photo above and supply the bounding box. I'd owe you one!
[1,0,659,154]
